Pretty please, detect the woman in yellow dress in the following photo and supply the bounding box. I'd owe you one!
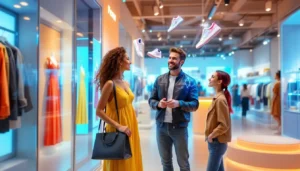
[95,47,143,171]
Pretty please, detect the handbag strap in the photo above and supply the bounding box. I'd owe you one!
[98,81,120,132]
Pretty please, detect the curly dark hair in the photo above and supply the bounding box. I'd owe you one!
[95,47,127,90]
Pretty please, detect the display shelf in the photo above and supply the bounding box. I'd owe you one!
[284,110,300,114]
[285,70,300,74]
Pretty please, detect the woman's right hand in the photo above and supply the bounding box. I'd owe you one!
[117,125,132,137]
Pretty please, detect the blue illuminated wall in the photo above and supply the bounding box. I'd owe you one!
[0,9,16,160]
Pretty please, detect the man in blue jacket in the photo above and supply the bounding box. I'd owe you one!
[148,47,199,171]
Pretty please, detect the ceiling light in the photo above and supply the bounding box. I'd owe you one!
[202,18,205,23]
[154,6,159,16]
[239,19,244,27]
[159,1,164,9]
[14,4,21,8]
[229,35,233,40]
[180,45,183,48]
[265,0,272,12]
[224,0,230,6]
[231,51,235,55]
[183,35,186,39]
[90,41,93,44]
[142,29,145,33]
[277,34,280,37]
[263,40,270,45]
[149,30,153,33]
[56,20,62,23]
[209,17,212,20]
[23,16,30,20]
[249,49,253,52]
[158,37,162,41]
[76,32,83,37]
[219,37,223,41]
[20,2,28,6]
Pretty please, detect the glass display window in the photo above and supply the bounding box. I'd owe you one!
[281,8,300,139]
[0,1,39,170]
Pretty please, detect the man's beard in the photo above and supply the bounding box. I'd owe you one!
[168,62,180,70]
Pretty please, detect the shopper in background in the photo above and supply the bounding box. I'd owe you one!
[95,47,143,171]
[271,70,281,134]
[205,70,232,171]
[232,84,240,112]
[241,84,250,117]
[197,81,203,96]
[148,47,199,171]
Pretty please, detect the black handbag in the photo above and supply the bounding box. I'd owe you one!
[91,82,132,160]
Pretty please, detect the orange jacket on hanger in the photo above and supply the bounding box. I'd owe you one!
[0,43,10,120]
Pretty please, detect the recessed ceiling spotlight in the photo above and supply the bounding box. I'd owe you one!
[154,6,159,16]
[76,32,84,37]
[23,16,30,20]
[14,4,21,8]
[183,35,187,39]
[158,37,162,41]
[249,49,253,52]
[239,19,244,27]
[142,29,145,33]
[20,2,28,6]
[265,0,272,12]
[219,37,223,41]
[56,20,62,23]
[229,35,233,40]
[149,30,153,33]
[180,45,183,48]
[277,34,280,37]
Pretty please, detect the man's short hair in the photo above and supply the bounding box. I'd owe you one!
[170,47,187,61]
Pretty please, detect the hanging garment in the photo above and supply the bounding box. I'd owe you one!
[6,46,19,121]
[0,43,10,120]
[271,81,281,117]
[44,56,62,146]
[76,67,88,124]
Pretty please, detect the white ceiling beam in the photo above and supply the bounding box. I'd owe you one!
[132,0,150,40]
[133,10,274,19]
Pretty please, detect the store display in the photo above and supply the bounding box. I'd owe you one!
[44,56,62,146]
[76,66,88,124]
[167,15,184,32]
[196,22,221,49]
[147,48,162,58]
[0,38,30,133]
[133,38,144,58]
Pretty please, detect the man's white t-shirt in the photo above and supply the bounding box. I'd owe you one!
[164,75,177,123]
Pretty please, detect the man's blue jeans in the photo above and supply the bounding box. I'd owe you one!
[156,123,190,171]
[207,139,228,171]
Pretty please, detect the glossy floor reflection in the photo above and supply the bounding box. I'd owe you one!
[139,110,280,171]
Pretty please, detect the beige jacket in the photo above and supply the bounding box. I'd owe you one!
[205,92,232,143]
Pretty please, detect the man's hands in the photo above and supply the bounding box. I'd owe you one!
[158,98,180,109]
[166,99,180,108]
[158,98,168,108]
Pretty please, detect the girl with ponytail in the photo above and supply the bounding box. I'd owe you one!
[205,70,232,171]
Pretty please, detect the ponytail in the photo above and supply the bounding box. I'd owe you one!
[224,87,233,113]
[216,70,233,114]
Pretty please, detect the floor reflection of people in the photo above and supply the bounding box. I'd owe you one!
[95,47,143,171]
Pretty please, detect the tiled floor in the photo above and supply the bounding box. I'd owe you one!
[96,110,280,171]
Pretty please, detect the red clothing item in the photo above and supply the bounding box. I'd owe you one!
[0,44,10,120]
[44,57,62,146]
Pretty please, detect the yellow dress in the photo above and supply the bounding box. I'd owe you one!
[76,67,88,124]
[103,85,143,171]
